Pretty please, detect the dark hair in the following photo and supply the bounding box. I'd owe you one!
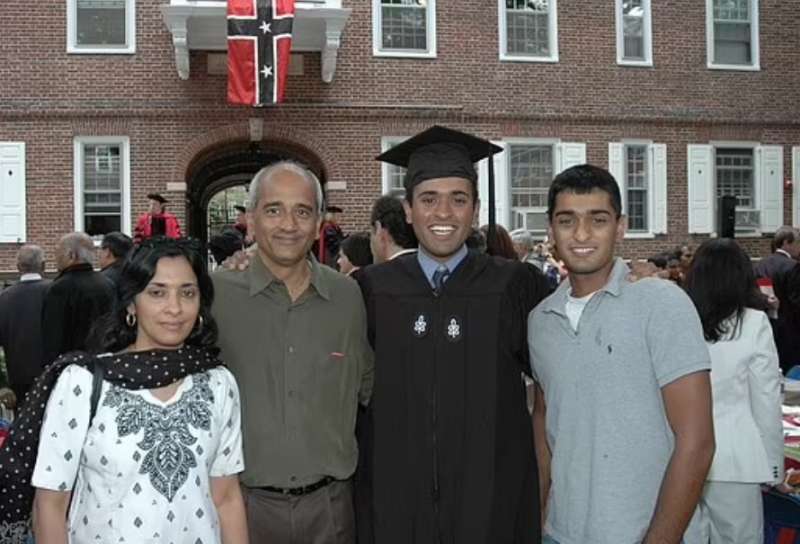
[480,224,517,259]
[340,232,373,268]
[547,164,622,221]
[684,238,762,343]
[91,237,218,353]
[771,226,798,253]
[208,227,244,265]
[101,231,134,260]
[647,253,668,269]
[370,195,417,249]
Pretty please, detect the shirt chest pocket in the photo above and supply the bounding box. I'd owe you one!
[318,348,354,384]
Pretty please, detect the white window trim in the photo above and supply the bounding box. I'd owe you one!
[505,138,561,234]
[498,0,559,63]
[620,140,657,238]
[793,147,800,228]
[73,136,132,238]
[0,142,27,244]
[67,0,136,54]
[705,0,760,71]
[615,0,653,67]
[710,141,761,237]
[372,0,437,58]
[380,136,407,196]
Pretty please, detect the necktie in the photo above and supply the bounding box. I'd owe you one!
[432,265,449,295]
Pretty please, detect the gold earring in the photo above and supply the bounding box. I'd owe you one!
[126,313,136,327]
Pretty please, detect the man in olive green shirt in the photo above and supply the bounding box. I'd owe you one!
[212,161,374,544]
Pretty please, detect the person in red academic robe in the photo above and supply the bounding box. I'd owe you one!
[133,193,182,243]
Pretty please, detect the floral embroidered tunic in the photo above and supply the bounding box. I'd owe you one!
[32,363,244,544]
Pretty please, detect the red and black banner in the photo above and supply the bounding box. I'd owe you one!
[227,0,295,106]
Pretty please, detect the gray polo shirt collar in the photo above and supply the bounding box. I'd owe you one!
[540,257,630,317]
[248,253,331,300]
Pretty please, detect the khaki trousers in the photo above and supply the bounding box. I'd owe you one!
[242,480,355,544]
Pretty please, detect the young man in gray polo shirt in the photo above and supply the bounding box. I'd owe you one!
[528,164,715,544]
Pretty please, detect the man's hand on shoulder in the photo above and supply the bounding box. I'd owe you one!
[627,260,659,282]
[222,244,257,271]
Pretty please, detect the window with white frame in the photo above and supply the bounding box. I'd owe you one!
[615,0,652,65]
[509,143,554,232]
[478,140,584,231]
[625,145,649,231]
[499,0,558,61]
[608,141,667,236]
[715,148,757,230]
[74,137,131,238]
[380,137,407,198]
[687,143,783,235]
[68,0,135,54]
[706,0,759,69]
[373,0,436,57]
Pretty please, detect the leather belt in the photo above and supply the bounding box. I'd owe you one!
[257,476,336,496]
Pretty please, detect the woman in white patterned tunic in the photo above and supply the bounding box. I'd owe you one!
[30,238,248,544]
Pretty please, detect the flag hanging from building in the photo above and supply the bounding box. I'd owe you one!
[227,0,295,106]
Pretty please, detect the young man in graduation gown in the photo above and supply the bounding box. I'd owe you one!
[356,126,550,544]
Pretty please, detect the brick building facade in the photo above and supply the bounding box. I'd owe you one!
[0,0,798,271]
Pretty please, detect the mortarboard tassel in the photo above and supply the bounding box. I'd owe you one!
[487,152,497,255]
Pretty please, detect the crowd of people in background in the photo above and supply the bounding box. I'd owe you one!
[0,127,796,544]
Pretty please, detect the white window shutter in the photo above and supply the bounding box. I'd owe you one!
[757,145,783,233]
[687,144,714,234]
[793,146,800,227]
[651,143,668,234]
[0,143,26,243]
[558,142,586,173]
[477,141,508,228]
[608,142,626,212]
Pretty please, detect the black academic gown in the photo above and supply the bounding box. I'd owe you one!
[357,251,549,544]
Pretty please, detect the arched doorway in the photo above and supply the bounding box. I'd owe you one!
[185,140,327,244]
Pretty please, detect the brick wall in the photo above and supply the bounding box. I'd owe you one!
[0,0,797,270]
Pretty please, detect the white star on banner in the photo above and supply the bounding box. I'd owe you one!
[259,20,271,34]
[261,65,273,78]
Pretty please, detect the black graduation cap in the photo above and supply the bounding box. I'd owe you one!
[147,193,167,204]
[375,125,504,230]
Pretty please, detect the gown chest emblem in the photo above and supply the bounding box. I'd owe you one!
[412,313,429,338]
[446,316,462,342]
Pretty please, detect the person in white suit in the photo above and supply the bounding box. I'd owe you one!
[684,238,784,544]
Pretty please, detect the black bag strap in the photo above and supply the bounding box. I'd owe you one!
[69,357,105,502]
[87,358,105,424]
